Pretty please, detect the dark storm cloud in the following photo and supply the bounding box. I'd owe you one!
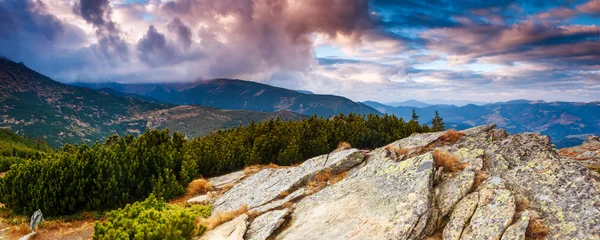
[0,0,64,41]
[167,18,192,48]
[73,0,128,60]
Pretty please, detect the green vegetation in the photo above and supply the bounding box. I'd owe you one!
[0,113,434,216]
[0,128,51,172]
[93,194,211,240]
[432,110,445,132]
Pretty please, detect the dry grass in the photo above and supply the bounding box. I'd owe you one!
[473,171,488,189]
[385,146,410,161]
[278,191,290,198]
[243,163,282,175]
[557,148,579,158]
[515,196,530,213]
[197,205,248,232]
[9,223,30,235]
[306,170,349,194]
[439,129,465,144]
[526,216,550,239]
[337,142,352,150]
[433,149,466,172]
[186,179,213,196]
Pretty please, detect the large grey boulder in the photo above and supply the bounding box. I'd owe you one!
[213,149,364,213]
[198,214,248,240]
[500,210,530,240]
[434,170,475,217]
[275,151,435,240]
[443,193,479,240]
[199,125,600,240]
[209,170,246,189]
[460,179,516,240]
[486,133,600,239]
[245,209,290,240]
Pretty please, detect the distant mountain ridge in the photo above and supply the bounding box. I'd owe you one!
[74,80,380,117]
[0,58,304,146]
[363,100,600,148]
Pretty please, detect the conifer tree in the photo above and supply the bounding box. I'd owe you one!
[432,110,445,131]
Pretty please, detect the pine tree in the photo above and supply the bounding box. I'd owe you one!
[411,109,419,121]
[432,110,445,131]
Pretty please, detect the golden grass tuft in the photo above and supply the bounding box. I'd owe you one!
[385,145,410,160]
[305,169,349,194]
[336,142,352,149]
[473,171,488,189]
[278,191,290,198]
[439,129,465,144]
[186,179,213,196]
[433,149,466,172]
[515,196,530,213]
[9,223,30,235]
[526,216,550,239]
[197,205,248,232]
[243,163,282,175]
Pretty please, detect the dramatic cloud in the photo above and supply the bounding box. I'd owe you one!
[0,0,598,102]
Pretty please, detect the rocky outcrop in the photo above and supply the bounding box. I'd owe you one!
[559,135,600,168]
[213,149,364,212]
[200,125,600,240]
[245,209,290,240]
[199,214,248,240]
[277,151,434,240]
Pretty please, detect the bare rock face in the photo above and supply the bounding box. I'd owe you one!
[460,178,516,240]
[198,214,248,240]
[245,209,290,240]
[276,151,435,240]
[213,149,364,213]
[201,125,600,240]
[558,135,600,168]
[500,210,530,240]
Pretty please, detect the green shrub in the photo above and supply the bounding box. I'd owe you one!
[93,194,211,240]
[0,113,432,216]
[0,156,26,172]
[0,129,188,215]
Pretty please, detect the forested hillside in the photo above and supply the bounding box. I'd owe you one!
[0,128,52,172]
[0,58,304,147]
[0,113,435,216]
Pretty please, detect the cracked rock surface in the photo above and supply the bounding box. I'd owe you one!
[199,125,600,240]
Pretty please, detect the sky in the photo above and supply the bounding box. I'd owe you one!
[0,0,599,103]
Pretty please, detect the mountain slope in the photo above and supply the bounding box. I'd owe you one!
[0,58,304,146]
[363,100,600,147]
[76,79,380,117]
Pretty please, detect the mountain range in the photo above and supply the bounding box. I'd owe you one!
[0,58,303,147]
[74,80,378,117]
[2,56,599,149]
[363,101,600,148]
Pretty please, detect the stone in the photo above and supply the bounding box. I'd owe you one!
[245,209,290,240]
[209,170,245,189]
[487,133,600,239]
[434,170,475,217]
[500,210,530,240]
[187,195,209,205]
[199,214,248,240]
[275,151,435,240]
[250,188,305,213]
[213,149,364,213]
[443,192,479,240]
[460,187,515,240]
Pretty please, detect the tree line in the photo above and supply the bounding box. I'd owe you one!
[0,112,444,216]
